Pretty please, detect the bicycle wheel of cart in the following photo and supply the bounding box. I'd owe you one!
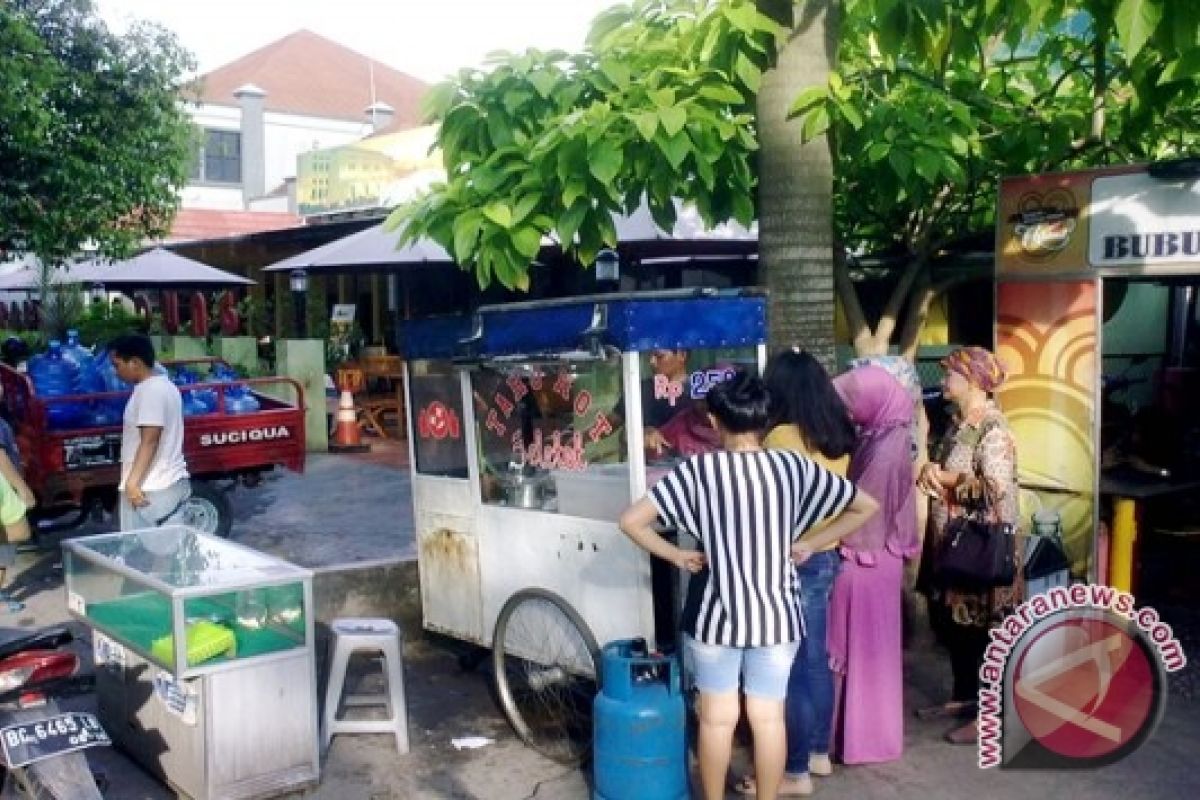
[177,481,233,538]
[492,588,601,765]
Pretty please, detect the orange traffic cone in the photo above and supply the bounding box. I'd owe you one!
[329,390,370,453]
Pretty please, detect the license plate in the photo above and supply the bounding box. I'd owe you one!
[0,713,110,768]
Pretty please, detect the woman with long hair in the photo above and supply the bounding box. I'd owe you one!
[827,364,920,764]
[737,350,856,796]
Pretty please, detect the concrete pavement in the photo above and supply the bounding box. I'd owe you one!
[2,444,1197,799]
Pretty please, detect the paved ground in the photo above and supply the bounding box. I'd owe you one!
[2,439,1198,798]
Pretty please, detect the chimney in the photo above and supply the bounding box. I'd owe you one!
[234,83,267,206]
[365,101,395,133]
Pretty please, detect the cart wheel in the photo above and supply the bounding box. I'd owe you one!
[178,481,233,538]
[492,588,600,765]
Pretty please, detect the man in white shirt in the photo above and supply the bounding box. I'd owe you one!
[108,334,190,530]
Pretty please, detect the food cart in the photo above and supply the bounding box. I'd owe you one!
[994,161,1200,592]
[401,289,767,762]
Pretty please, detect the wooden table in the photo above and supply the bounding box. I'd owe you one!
[357,358,406,439]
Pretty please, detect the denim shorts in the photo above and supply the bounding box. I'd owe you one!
[685,637,800,700]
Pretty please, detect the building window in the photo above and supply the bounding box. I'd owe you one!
[192,129,242,184]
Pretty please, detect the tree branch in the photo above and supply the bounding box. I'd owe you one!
[833,246,872,352]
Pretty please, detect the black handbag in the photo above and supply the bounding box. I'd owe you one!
[936,514,1017,590]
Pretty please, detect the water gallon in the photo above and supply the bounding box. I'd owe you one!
[224,384,261,414]
[87,399,124,427]
[593,639,688,800]
[29,341,84,430]
[62,329,93,368]
[182,390,213,417]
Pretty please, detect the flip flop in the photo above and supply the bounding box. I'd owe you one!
[734,773,813,797]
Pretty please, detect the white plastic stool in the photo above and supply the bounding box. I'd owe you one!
[321,617,410,754]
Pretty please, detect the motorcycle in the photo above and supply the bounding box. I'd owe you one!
[0,628,108,800]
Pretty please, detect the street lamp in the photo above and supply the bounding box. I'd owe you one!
[595,249,620,292]
[290,269,309,338]
[89,282,106,306]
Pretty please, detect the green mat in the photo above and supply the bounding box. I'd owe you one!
[87,592,302,668]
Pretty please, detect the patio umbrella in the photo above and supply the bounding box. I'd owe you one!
[0,249,253,291]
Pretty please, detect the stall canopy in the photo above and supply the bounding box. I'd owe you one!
[263,201,757,275]
[0,248,255,291]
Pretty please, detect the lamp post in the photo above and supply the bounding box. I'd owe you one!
[89,282,106,306]
[289,269,309,338]
[595,249,620,293]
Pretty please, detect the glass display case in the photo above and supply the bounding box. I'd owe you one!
[63,526,311,678]
[63,528,319,800]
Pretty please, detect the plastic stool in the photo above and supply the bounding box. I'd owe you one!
[321,618,410,754]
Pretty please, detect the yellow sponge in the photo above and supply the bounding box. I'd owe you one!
[151,620,237,667]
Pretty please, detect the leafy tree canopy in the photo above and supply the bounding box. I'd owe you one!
[390,0,781,290]
[394,0,1197,330]
[0,0,196,265]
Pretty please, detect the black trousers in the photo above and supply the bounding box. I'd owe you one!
[947,621,991,702]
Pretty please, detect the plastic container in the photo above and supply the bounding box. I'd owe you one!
[30,341,86,430]
[593,639,688,800]
[63,329,94,368]
[224,384,261,414]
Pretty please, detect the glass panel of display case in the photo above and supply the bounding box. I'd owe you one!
[408,359,469,478]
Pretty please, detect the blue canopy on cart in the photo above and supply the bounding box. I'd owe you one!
[402,289,767,360]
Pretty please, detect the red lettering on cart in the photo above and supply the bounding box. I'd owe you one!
[418,402,460,440]
[494,392,515,418]
[199,426,291,447]
[506,375,528,401]
[653,374,683,406]
[553,371,575,402]
[517,429,587,471]
[485,409,506,437]
[573,390,592,416]
[588,413,613,443]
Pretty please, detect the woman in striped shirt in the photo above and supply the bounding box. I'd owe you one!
[620,372,878,800]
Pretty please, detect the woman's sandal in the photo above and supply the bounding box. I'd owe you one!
[733,773,814,797]
[915,701,975,721]
[943,720,978,745]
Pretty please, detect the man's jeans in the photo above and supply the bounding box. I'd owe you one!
[785,549,841,774]
[118,479,191,531]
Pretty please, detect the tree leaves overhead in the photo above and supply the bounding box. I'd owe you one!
[0,0,196,264]
[390,0,779,290]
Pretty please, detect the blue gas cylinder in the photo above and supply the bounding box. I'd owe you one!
[593,639,688,800]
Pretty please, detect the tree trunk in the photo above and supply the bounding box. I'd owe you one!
[756,0,839,369]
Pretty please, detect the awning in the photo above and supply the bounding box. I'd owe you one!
[263,201,757,274]
[0,248,255,291]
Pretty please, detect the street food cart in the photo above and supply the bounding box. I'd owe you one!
[994,162,1200,593]
[401,289,767,762]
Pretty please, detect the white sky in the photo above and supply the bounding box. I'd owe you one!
[96,0,619,83]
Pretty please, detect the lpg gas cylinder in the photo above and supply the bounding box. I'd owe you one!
[593,639,688,800]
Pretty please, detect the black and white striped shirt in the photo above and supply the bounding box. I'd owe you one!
[650,450,856,648]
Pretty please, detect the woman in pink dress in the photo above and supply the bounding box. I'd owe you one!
[827,365,920,764]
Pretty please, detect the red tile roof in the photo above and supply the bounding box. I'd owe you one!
[187,30,428,125]
[166,208,302,243]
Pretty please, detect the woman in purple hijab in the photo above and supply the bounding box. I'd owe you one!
[828,365,920,764]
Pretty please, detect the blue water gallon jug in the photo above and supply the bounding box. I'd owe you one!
[224,384,261,414]
[182,390,212,416]
[593,639,688,800]
[63,329,93,367]
[88,399,123,427]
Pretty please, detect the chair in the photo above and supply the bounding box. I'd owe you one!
[321,617,410,754]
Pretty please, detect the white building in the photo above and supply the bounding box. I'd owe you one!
[181,30,428,215]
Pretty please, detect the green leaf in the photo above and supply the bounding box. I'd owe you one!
[658,105,688,137]
[655,130,692,169]
[562,180,588,209]
[734,53,762,93]
[482,202,513,228]
[889,149,912,181]
[799,106,830,143]
[511,194,540,225]
[589,139,624,185]
[600,59,632,90]
[697,84,745,104]
[867,142,891,162]
[557,202,590,246]
[452,212,482,260]
[836,100,864,130]
[511,225,543,259]
[724,2,760,34]
[420,81,458,122]
[1114,0,1165,60]
[528,70,558,99]
[787,85,828,118]
[649,88,677,108]
[912,148,941,183]
[632,110,659,141]
[1159,49,1200,84]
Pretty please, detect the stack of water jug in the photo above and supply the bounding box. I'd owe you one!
[27,330,258,430]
